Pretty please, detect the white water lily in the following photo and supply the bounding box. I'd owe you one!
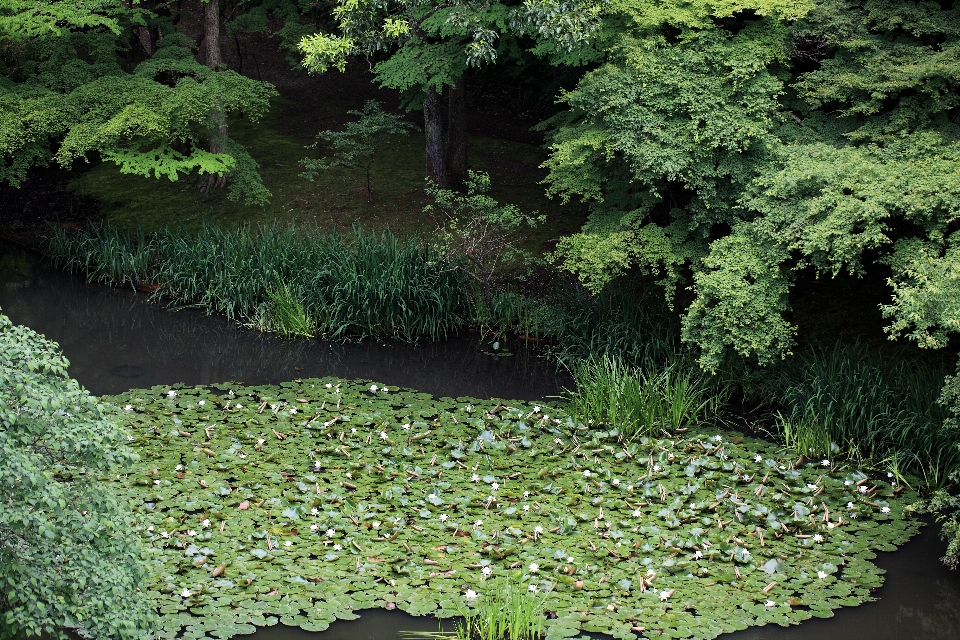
[694,550,703,559]
[325,383,333,388]
[632,509,642,517]
[345,472,352,479]
[380,431,389,440]
[235,403,242,409]
[201,519,210,527]
[124,404,133,411]
[881,506,891,514]
[369,384,378,392]
[612,478,620,486]
[481,567,492,577]
[659,590,671,601]
[765,600,776,608]
[147,525,154,532]
[813,534,824,543]
[161,531,170,538]
[474,520,483,528]
[311,507,319,515]
[333,544,342,551]
[289,407,297,415]
[523,505,530,512]
[471,474,480,482]
[372,521,381,529]
[523,491,530,498]
[583,470,592,478]
[844,480,853,485]
[181,588,192,598]
[818,570,828,579]
[755,455,763,462]
[534,525,543,535]
[858,485,868,493]
[351,428,357,434]
[491,482,499,491]
[529,584,538,593]
[310,524,319,531]
[257,438,266,445]
[712,435,722,442]
[284,541,292,547]
[566,556,574,563]
[198,400,206,406]
[439,514,448,522]
[627,484,634,492]
[533,406,541,413]
[529,563,539,573]
[821,459,830,466]
[167,390,177,397]
[187,530,196,537]
[847,502,855,509]
[464,589,478,600]
[653,464,662,472]
[326,529,335,537]
[314,461,322,470]
[153,479,161,485]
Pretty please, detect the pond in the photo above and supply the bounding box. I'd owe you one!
[2,241,960,640]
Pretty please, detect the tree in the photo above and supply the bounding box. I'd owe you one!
[0,0,276,203]
[296,0,597,190]
[0,310,154,640]
[300,100,417,192]
[538,0,960,370]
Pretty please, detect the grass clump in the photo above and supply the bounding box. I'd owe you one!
[567,355,717,440]
[46,222,467,342]
[459,583,545,640]
[771,343,957,490]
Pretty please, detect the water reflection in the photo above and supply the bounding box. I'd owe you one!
[0,243,569,400]
[4,243,960,640]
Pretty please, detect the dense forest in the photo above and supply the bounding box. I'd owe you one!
[3,1,960,640]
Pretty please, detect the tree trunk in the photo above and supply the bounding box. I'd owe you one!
[424,85,446,187]
[445,74,467,191]
[199,0,227,193]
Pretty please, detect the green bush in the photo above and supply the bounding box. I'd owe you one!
[0,311,154,640]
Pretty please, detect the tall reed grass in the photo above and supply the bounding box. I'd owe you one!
[773,343,957,489]
[46,223,468,342]
[567,355,718,439]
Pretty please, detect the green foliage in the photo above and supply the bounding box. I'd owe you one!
[773,343,957,490]
[567,356,716,441]
[46,222,468,342]
[540,0,960,369]
[0,2,276,203]
[426,171,543,300]
[459,580,546,640]
[301,100,417,192]
[103,377,920,640]
[263,284,316,338]
[0,311,154,640]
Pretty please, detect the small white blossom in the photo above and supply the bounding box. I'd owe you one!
[314,461,322,470]
[858,486,868,494]
[345,472,352,479]
[566,556,574,563]
[153,479,161,485]
[632,509,642,517]
[712,435,722,442]
[529,563,539,573]
[372,521,381,529]
[257,438,266,445]
[326,529,335,538]
[284,541,292,547]
[659,590,671,601]
[472,474,480,482]
[311,507,319,515]
[333,544,342,551]
[653,465,662,473]
[187,530,196,537]
[201,519,210,527]
[439,514,448,522]
[765,600,776,608]
[523,491,530,498]
[380,431,389,440]
[325,383,333,389]
[481,567,492,577]
[755,455,763,462]
[310,524,319,532]
[817,570,828,579]
[523,505,530,512]
[464,589,478,600]
[612,479,620,486]
[844,480,853,486]
[881,506,891,514]
[198,400,206,406]
[529,584,538,593]
[694,550,703,559]
[369,384,378,392]
[161,531,170,538]
[534,525,543,534]
[475,520,483,527]
[167,390,177,398]
[533,406,541,413]
[235,403,242,409]
[813,534,824,543]
[847,502,855,509]
[181,588,192,598]
[289,407,297,415]
[125,404,133,411]
[821,459,830,466]
[491,482,499,491]
[583,470,592,478]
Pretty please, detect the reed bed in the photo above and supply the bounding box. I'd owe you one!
[46,223,467,342]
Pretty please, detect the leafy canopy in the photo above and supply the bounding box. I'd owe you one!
[0,311,154,640]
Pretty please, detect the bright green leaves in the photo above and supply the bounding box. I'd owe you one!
[0,311,154,640]
[105,377,918,640]
[682,232,793,371]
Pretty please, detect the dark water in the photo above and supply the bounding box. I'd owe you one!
[3,243,960,640]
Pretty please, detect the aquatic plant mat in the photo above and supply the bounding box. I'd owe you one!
[107,380,921,640]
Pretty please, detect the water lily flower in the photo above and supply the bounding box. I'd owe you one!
[627,485,634,492]
[311,507,319,515]
[284,541,292,547]
[464,589,478,600]
[755,455,763,462]
[812,534,824,543]
[345,472,352,479]
[201,519,210,527]
[612,479,620,486]
[844,480,853,485]
[310,524,319,531]
[351,428,357,434]
[153,479,161,485]
[533,406,541,413]
[632,509,642,517]
[887,472,894,478]
[314,461,322,470]
[765,600,776,608]
[161,531,170,538]
[566,556,574,563]
[147,525,154,532]
[181,588,192,598]
[475,520,483,528]
[534,525,543,535]
[858,486,868,494]
[198,400,206,406]
[167,390,177,398]
[372,521,381,529]
[847,502,855,509]
[380,431,389,440]
[124,404,133,411]
[881,506,891,514]
[529,563,539,572]
[659,590,671,601]
[257,438,266,445]
[326,529,335,538]
[402,424,411,430]
[491,482,499,491]
[333,544,342,551]
[583,470,592,478]
[821,459,830,466]
[606,603,615,611]
[523,491,530,498]
[235,403,242,409]
[325,383,333,389]
[481,567,492,577]
[694,550,703,559]
[439,514,448,522]
[369,384,379,393]
[806,484,818,490]
[712,435,722,442]
[523,505,530,512]
[187,530,196,537]
[817,570,828,579]
[289,407,297,415]
[270,404,278,411]
[653,464,662,473]
[530,584,539,593]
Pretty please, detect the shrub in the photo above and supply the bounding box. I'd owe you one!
[0,311,154,640]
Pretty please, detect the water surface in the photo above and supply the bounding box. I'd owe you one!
[2,242,959,640]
